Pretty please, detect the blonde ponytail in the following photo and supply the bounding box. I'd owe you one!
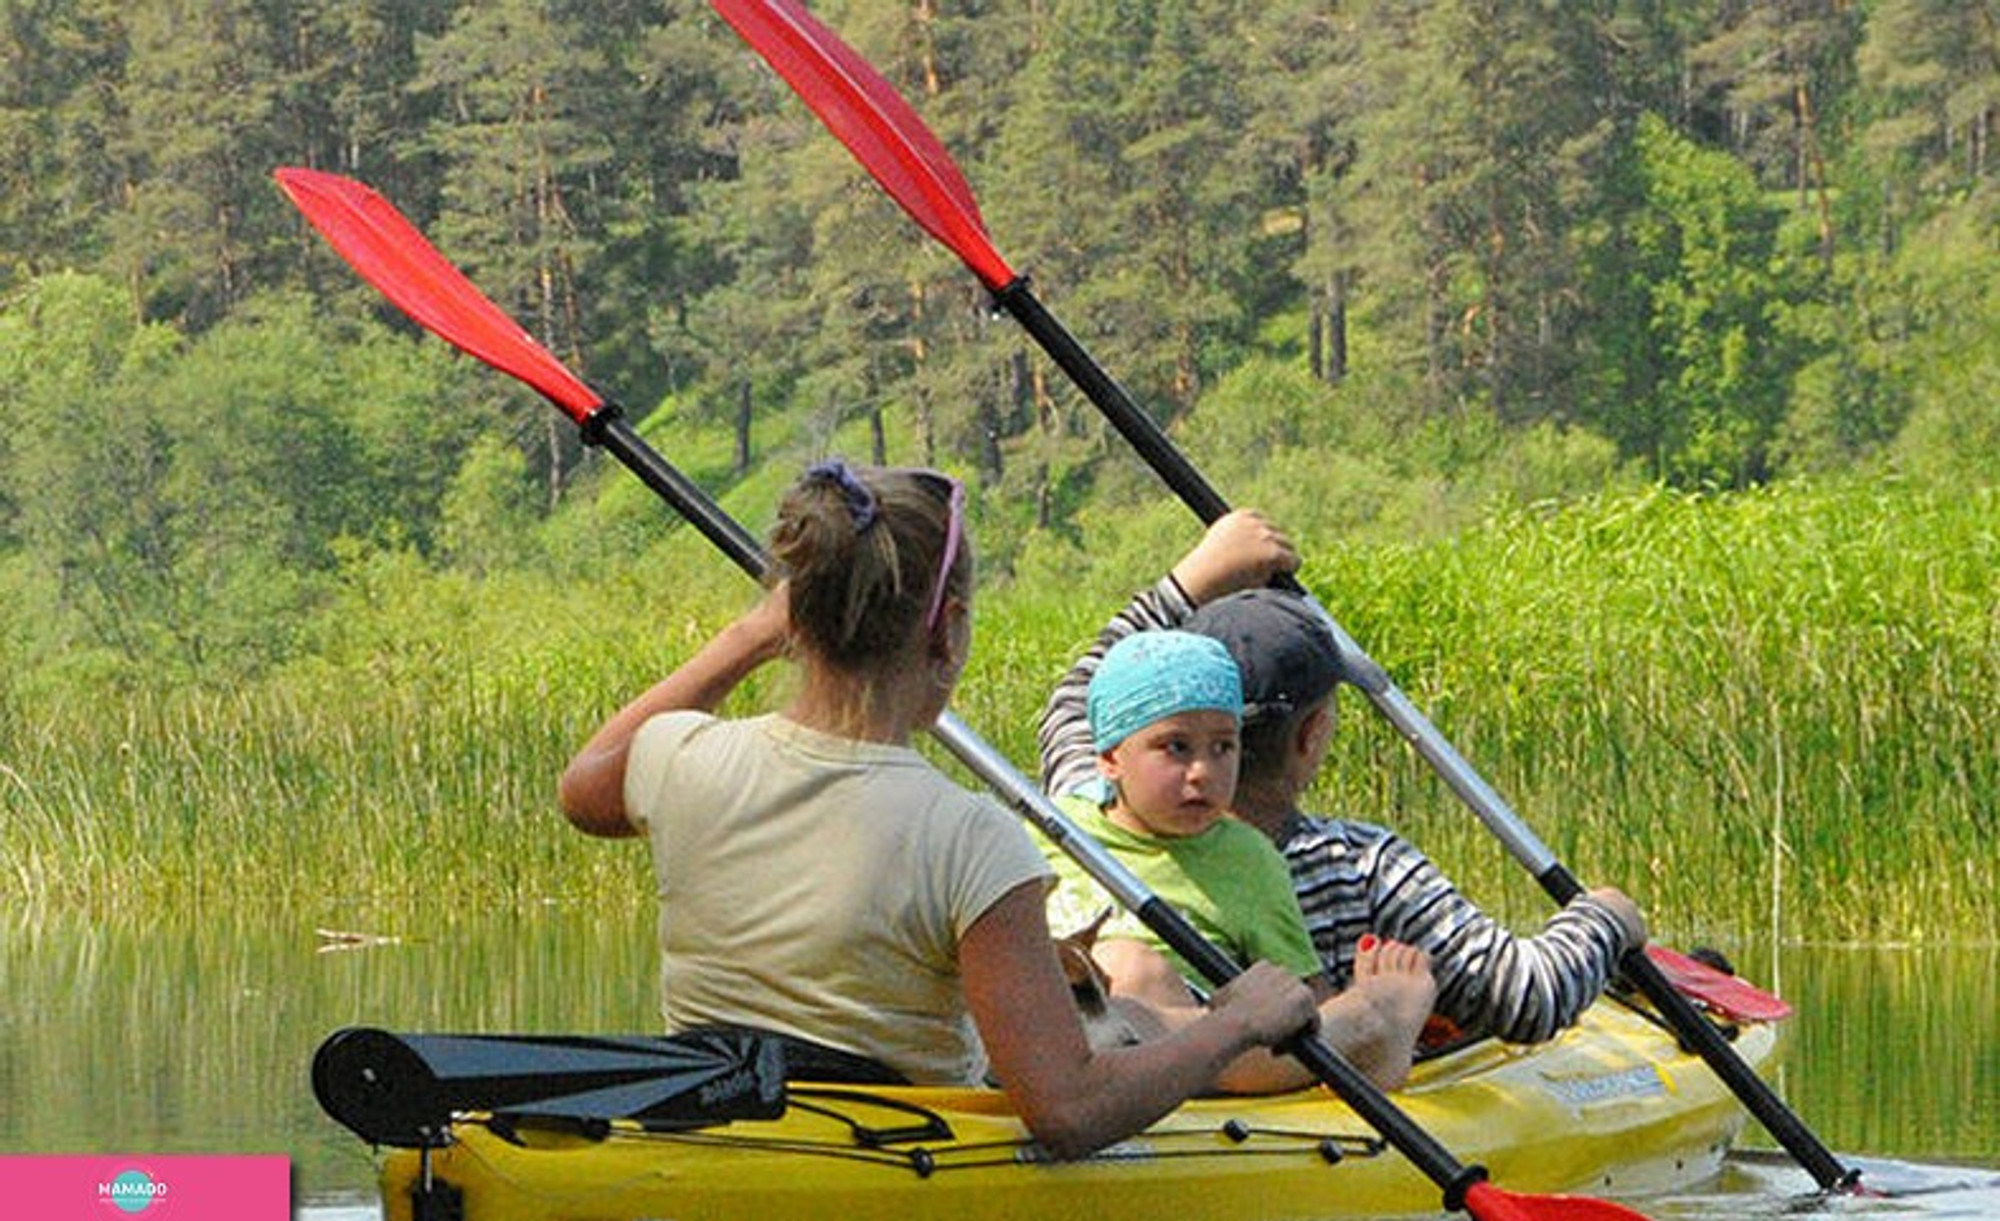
[771,461,968,671]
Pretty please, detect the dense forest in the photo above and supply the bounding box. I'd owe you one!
[0,0,1993,689]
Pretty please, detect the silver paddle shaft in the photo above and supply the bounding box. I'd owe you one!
[1307,601,1563,884]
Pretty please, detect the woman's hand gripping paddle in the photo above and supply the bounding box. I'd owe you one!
[276,165,1658,1221]
[701,0,1859,1197]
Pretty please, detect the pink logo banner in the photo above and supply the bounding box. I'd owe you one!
[0,1155,290,1220]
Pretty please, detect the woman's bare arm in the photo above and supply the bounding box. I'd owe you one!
[960,883,1316,1160]
[558,585,790,836]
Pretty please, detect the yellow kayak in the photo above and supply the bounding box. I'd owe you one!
[367,999,1779,1221]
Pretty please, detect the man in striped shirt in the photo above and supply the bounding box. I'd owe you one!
[1039,510,1647,1044]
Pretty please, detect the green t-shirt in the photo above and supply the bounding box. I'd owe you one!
[1042,793,1322,985]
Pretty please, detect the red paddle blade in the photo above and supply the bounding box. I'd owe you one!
[710,0,1016,291]
[1464,1181,1655,1221]
[1646,944,1794,1022]
[273,167,603,423]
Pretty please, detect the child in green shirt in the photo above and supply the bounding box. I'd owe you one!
[1046,629,1434,1092]
[1044,630,1323,984]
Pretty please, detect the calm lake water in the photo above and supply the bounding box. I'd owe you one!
[1,903,1992,1220]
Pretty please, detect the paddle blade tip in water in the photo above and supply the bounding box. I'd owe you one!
[1645,944,1794,1022]
[1464,1181,1658,1221]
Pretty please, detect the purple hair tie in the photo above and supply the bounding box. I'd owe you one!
[804,459,879,533]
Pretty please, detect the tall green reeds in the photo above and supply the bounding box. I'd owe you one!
[1302,477,1996,945]
[3,477,1992,944]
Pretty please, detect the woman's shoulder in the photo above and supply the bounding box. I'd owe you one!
[631,708,745,757]
[917,782,1054,909]
[640,706,731,734]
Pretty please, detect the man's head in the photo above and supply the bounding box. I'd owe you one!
[1185,589,1345,785]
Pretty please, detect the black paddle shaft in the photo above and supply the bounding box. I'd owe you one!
[1538,861,1857,1191]
[993,280,1232,527]
[582,406,774,583]
[991,276,1861,1195]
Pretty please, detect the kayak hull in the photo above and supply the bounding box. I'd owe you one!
[377,1000,1779,1221]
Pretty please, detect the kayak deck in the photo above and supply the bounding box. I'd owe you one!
[377,999,1780,1221]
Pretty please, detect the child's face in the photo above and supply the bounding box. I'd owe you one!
[1098,709,1241,838]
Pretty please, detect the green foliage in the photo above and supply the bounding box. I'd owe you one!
[1773,272,1912,474]
[1884,198,2000,484]
[3,0,1992,514]
[1854,0,1997,208]
[0,272,187,674]
[0,276,496,679]
[1685,0,1862,196]
[1582,115,1811,486]
[441,434,538,575]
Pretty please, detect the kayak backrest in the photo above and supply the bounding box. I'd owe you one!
[311,1026,788,1148]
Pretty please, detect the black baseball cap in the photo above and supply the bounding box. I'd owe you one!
[1184,588,1345,726]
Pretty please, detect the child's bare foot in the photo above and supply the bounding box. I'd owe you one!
[1325,934,1436,1091]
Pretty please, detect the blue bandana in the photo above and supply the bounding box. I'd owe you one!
[1087,631,1243,752]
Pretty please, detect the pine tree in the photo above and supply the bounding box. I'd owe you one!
[103,0,295,326]
[1855,0,1997,226]
[0,0,128,290]
[1687,0,1859,266]
[411,0,645,508]
[1342,0,1628,423]
[272,0,452,199]
[1239,0,1365,385]
[992,0,1260,426]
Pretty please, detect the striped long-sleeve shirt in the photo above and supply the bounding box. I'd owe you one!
[1037,576,1636,1044]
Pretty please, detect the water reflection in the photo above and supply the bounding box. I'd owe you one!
[0,906,1991,1220]
[0,901,656,1206]
[1768,944,2000,1164]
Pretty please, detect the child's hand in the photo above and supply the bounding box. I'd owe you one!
[1171,509,1300,605]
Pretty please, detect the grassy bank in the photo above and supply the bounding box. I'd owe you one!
[3,477,1992,945]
